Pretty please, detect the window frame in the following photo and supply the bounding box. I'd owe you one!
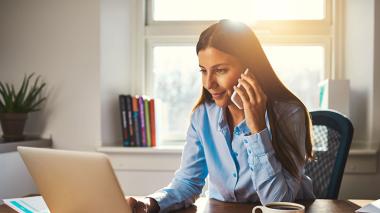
[132,0,341,144]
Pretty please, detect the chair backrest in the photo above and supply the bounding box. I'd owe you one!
[305,110,354,199]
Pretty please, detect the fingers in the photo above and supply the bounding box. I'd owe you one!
[127,197,149,213]
[126,197,138,208]
[233,71,267,110]
[233,84,250,107]
[136,201,148,213]
[241,73,266,103]
[238,78,256,103]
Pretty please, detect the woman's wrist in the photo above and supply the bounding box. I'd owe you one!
[247,116,266,134]
[249,124,266,134]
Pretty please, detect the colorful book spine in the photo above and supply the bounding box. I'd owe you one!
[138,96,146,147]
[119,95,130,146]
[132,96,141,146]
[144,99,151,147]
[149,99,156,147]
[125,95,135,146]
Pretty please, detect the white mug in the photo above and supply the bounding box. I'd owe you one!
[252,202,305,213]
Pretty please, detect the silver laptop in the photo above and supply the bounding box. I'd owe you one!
[18,146,132,213]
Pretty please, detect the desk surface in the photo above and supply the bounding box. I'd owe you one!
[0,198,365,213]
[174,199,363,213]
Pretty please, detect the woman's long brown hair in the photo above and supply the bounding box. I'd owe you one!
[193,20,313,178]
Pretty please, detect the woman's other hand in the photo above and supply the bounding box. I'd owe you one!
[233,72,267,133]
[126,197,160,213]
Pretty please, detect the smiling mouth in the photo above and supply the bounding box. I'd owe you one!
[211,91,226,99]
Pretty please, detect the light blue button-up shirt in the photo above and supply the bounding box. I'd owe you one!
[149,101,315,212]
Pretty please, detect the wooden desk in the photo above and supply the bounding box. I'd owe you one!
[173,199,362,213]
[0,198,364,213]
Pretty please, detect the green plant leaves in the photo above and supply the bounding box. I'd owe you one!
[0,73,47,113]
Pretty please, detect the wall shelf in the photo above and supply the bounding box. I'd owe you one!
[97,145,183,155]
[0,136,52,153]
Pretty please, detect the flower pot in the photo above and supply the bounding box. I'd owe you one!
[0,113,28,142]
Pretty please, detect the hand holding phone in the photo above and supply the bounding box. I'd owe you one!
[231,68,249,109]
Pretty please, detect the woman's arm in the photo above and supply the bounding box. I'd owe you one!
[245,108,306,204]
[147,113,208,212]
[234,69,307,204]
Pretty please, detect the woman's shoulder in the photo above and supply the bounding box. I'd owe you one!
[190,101,218,121]
[192,101,217,113]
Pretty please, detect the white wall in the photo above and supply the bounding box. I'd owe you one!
[0,0,102,151]
[339,0,380,198]
[100,0,134,147]
[0,0,138,200]
[344,0,374,142]
[341,154,380,199]
[0,152,37,203]
[0,0,103,200]
[372,0,380,147]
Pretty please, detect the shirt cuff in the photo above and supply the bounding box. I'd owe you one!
[243,128,274,156]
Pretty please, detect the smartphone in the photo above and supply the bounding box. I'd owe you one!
[231,68,249,109]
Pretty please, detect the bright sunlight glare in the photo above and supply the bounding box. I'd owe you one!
[153,0,325,23]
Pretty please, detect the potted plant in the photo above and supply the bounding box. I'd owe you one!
[0,73,46,142]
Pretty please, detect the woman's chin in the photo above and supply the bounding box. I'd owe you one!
[213,98,229,108]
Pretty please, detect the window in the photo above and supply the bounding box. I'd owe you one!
[151,46,201,141]
[153,0,325,21]
[263,45,325,109]
[136,0,338,144]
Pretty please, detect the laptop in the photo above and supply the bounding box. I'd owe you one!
[17,146,132,213]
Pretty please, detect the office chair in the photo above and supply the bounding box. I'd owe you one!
[305,110,354,199]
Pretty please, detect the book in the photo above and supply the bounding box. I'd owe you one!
[125,95,135,146]
[118,95,130,146]
[138,96,146,147]
[149,99,156,147]
[3,196,50,213]
[355,199,380,213]
[144,99,151,147]
[132,96,141,146]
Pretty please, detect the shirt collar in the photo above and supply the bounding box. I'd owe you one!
[217,107,250,135]
[217,107,227,131]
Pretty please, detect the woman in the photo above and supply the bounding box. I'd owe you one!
[127,19,315,213]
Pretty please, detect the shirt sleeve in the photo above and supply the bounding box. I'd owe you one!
[244,107,307,204]
[147,114,208,212]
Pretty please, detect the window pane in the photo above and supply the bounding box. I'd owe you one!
[253,0,325,20]
[152,45,324,142]
[263,45,324,110]
[153,0,325,21]
[153,46,201,141]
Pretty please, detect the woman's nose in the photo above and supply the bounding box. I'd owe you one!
[204,73,217,89]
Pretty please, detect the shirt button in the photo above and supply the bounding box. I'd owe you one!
[233,173,237,178]
[245,132,252,136]
[250,166,254,171]
[248,149,252,154]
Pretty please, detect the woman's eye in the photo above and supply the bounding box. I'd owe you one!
[215,69,227,73]
[199,69,206,74]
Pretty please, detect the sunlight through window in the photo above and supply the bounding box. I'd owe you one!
[263,45,324,109]
[147,0,332,143]
[153,0,325,21]
[153,46,201,141]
